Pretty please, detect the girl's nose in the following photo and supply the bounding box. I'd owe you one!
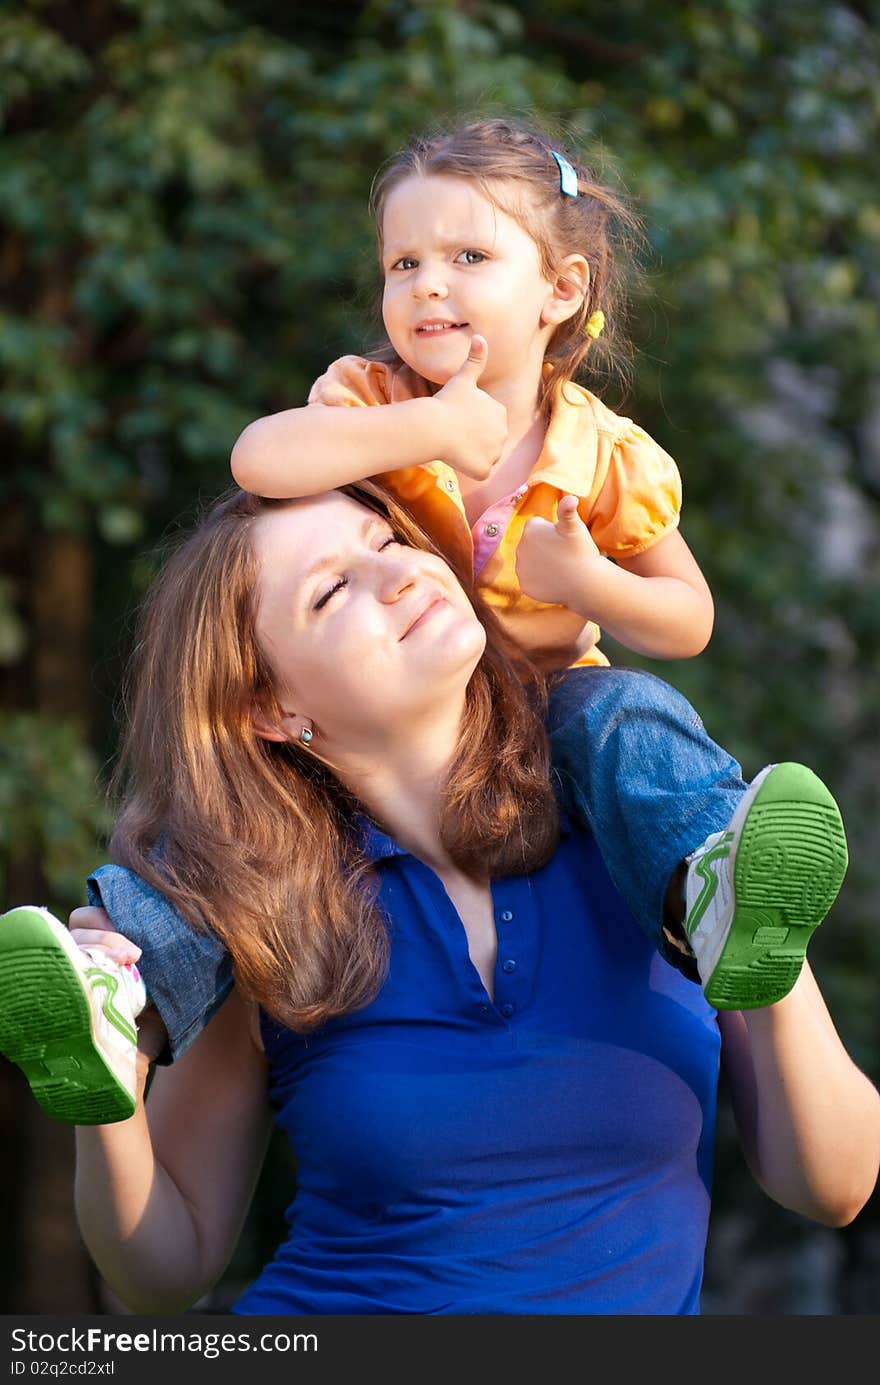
[411,263,448,301]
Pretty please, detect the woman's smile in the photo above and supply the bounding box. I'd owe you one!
[400,593,448,639]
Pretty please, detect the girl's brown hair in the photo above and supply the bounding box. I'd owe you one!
[109,482,559,1033]
[369,116,645,411]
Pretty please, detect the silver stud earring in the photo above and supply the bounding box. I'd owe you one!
[300,726,313,745]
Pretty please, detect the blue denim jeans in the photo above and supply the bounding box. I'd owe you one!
[87,666,747,1061]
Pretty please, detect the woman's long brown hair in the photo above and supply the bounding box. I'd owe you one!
[109,482,560,1032]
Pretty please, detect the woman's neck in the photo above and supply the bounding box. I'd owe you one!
[329,705,464,874]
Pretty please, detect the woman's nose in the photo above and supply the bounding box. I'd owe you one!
[377,555,418,601]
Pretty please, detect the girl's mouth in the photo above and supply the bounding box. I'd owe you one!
[414,321,468,335]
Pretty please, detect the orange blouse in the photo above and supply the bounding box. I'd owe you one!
[309,356,682,670]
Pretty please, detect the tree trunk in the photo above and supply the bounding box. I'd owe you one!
[2,523,99,1312]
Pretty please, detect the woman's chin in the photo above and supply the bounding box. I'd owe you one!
[405,613,485,685]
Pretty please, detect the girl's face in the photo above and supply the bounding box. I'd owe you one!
[252,492,486,750]
[380,174,559,391]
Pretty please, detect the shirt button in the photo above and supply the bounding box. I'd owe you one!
[500,1003,514,1018]
[502,959,516,973]
[484,522,499,536]
[500,910,513,922]
[445,478,456,492]
[479,1004,490,1015]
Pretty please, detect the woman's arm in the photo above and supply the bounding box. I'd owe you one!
[719,962,880,1226]
[74,987,272,1313]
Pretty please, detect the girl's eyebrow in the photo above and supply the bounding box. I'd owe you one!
[384,233,488,257]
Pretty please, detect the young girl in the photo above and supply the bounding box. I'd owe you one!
[231,118,713,673]
[0,123,850,1127]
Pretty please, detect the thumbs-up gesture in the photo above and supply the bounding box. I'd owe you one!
[432,336,508,480]
[516,494,604,611]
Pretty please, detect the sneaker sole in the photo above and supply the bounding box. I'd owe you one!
[0,907,135,1124]
[704,763,848,1009]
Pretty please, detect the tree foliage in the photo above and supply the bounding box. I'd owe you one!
[2,0,878,1313]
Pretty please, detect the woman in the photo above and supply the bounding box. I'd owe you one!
[44,484,880,1311]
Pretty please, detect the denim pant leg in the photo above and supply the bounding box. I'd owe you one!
[86,864,232,1063]
[547,666,747,968]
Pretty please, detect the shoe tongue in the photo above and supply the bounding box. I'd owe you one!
[698,830,726,854]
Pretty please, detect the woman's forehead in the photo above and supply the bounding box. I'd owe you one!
[254,493,382,589]
[256,491,370,544]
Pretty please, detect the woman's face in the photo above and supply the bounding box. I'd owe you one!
[252,492,486,749]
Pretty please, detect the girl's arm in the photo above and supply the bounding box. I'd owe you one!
[74,987,272,1313]
[517,502,715,660]
[231,337,507,497]
[718,962,880,1226]
[581,528,714,658]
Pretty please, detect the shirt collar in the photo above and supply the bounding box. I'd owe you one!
[422,372,600,501]
[358,817,410,863]
[356,805,572,866]
[527,369,600,499]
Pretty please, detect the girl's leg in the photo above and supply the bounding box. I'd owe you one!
[0,866,232,1124]
[0,906,146,1123]
[85,864,232,1064]
[547,666,848,1007]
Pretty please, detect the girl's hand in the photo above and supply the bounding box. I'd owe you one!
[516,494,605,611]
[432,336,508,480]
[68,905,142,968]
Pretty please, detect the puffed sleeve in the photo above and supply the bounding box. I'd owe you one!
[307,355,395,407]
[586,421,682,558]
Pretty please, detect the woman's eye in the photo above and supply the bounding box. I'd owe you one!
[314,577,348,611]
[314,537,402,610]
[457,249,486,265]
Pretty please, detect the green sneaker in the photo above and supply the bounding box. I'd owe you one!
[0,905,146,1124]
[684,763,848,1009]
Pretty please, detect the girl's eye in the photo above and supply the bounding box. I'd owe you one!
[391,256,418,271]
[380,535,404,550]
[456,249,486,265]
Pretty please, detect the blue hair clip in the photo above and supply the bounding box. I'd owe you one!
[550,150,578,199]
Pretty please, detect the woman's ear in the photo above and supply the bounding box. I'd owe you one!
[251,704,314,746]
[251,704,289,743]
[542,254,590,327]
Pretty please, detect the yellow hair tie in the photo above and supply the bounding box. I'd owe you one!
[584,309,605,339]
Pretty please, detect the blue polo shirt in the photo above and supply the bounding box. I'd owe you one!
[233,815,721,1316]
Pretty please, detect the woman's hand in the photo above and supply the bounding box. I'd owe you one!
[68,905,142,967]
[68,906,166,1066]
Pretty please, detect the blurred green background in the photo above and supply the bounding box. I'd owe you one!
[1,0,879,1315]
